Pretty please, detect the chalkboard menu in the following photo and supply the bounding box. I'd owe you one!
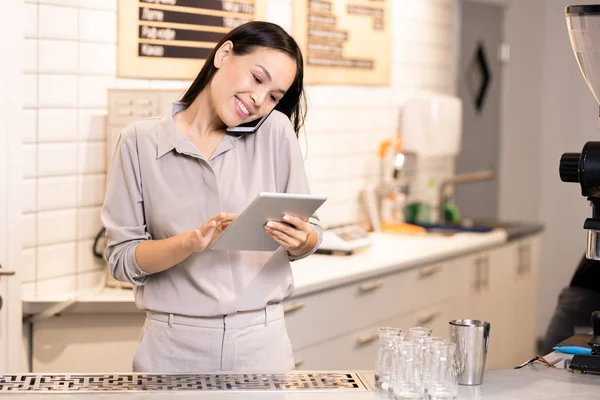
[118,0,267,79]
[293,0,391,85]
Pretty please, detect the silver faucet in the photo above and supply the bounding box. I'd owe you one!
[438,170,495,225]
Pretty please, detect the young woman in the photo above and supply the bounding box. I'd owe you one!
[101,21,322,374]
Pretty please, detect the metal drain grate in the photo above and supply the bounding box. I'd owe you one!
[0,372,369,392]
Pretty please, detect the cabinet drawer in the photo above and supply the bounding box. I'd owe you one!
[284,261,462,350]
[292,305,451,371]
[108,92,160,125]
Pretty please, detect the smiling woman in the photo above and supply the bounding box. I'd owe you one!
[101,21,322,375]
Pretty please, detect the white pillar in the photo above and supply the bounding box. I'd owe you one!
[0,0,24,373]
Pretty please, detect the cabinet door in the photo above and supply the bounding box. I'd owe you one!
[511,235,541,363]
[470,245,516,369]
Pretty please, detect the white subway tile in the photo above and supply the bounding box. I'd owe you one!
[78,109,106,141]
[79,9,116,43]
[116,79,151,89]
[22,213,37,248]
[149,80,189,89]
[38,74,78,107]
[38,39,78,73]
[38,143,78,176]
[37,209,77,245]
[38,0,80,7]
[38,109,78,142]
[22,179,37,213]
[79,42,116,75]
[37,176,78,210]
[22,144,38,178]
[80,0,117,10]
[79,174,105,206]
[23,39,38,73]
[21,282,37,298]
[38,5,78,40]
[37,275,76,296]
[24,3,38,38]
[78,142,105,173]
[22,109,38,143]
[37,242,77,280]
[77,206,102,240]
[77,240,105,273]
[78,76,115,108]
[77,269,103,291]
[23,74,38,108]
[20,248,37,282]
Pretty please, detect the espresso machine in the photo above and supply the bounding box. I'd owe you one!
[560,4,600,372]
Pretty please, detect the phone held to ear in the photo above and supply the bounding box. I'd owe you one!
[226,108,274,135]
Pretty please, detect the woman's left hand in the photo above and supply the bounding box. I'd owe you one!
[264,214,317,256]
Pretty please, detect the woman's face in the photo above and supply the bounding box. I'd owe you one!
[210,42,297,128]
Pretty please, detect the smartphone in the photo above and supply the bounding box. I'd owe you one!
[226,108,275,135]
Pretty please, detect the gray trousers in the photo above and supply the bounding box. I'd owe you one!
[541,286,600,355]
[132,303,295,373]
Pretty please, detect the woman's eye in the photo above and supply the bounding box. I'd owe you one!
[252,74,262,84]
[270,94,278,103]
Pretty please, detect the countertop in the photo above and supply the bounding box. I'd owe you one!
[22,229,510,316]
[2,367,600,399]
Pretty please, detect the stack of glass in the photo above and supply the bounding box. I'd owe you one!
[374,327,458,400]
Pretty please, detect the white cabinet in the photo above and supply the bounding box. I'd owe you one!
[291,235,541,372]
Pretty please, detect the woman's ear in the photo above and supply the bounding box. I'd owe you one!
[214,41,234,68]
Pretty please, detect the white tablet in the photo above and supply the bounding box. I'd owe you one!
[209,192,327,252]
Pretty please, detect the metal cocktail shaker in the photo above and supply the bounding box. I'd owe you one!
[450,319,490,386]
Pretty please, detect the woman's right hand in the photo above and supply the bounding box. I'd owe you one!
[184,213,237,253]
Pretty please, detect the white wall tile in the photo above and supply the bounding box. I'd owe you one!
[37,209,77,245]
[78,174,105,206]
[77,269,103,291]
[24,3,38,38]
[22,109,38,143]
[78,109,106,141]
[38,5,78,40]
[79,9,116,43]
[21,282,37,298]
[22,179,37,213]
[38,0,80,7]
[22,144,38,178]
[80,0,117,10]
[78,76,115,107]
[37,275,76,296]
[20,248,37,283]
[37,242,77,280]
[38,109,78,142]
[77,206,102,240]
[78,142,105,173]
[116,79,151,89]
[38,143,78,176]
[23,74,38,108]
[22,213,37,248]
[79,43,116,75]
[23,39,38,73]
[77,240,105,273]
[39,74,78,108]
[38,176,78,210]
[38,39,78,73]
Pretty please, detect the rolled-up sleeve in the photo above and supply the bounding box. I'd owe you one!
[101,124,151,285]
[277,120,323,261]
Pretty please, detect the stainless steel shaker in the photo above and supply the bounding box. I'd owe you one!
[449,319,490,386]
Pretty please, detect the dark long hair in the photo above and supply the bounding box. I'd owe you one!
[180,21,306,137]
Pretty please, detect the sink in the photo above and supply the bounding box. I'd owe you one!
[412,219,497,236]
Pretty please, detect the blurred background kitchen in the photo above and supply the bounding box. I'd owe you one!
[0,0,597,374]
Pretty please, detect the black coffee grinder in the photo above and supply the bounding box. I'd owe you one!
[560,5,600,372]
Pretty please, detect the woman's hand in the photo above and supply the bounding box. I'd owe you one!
[184,212,237,253]
[264,214,317,256]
